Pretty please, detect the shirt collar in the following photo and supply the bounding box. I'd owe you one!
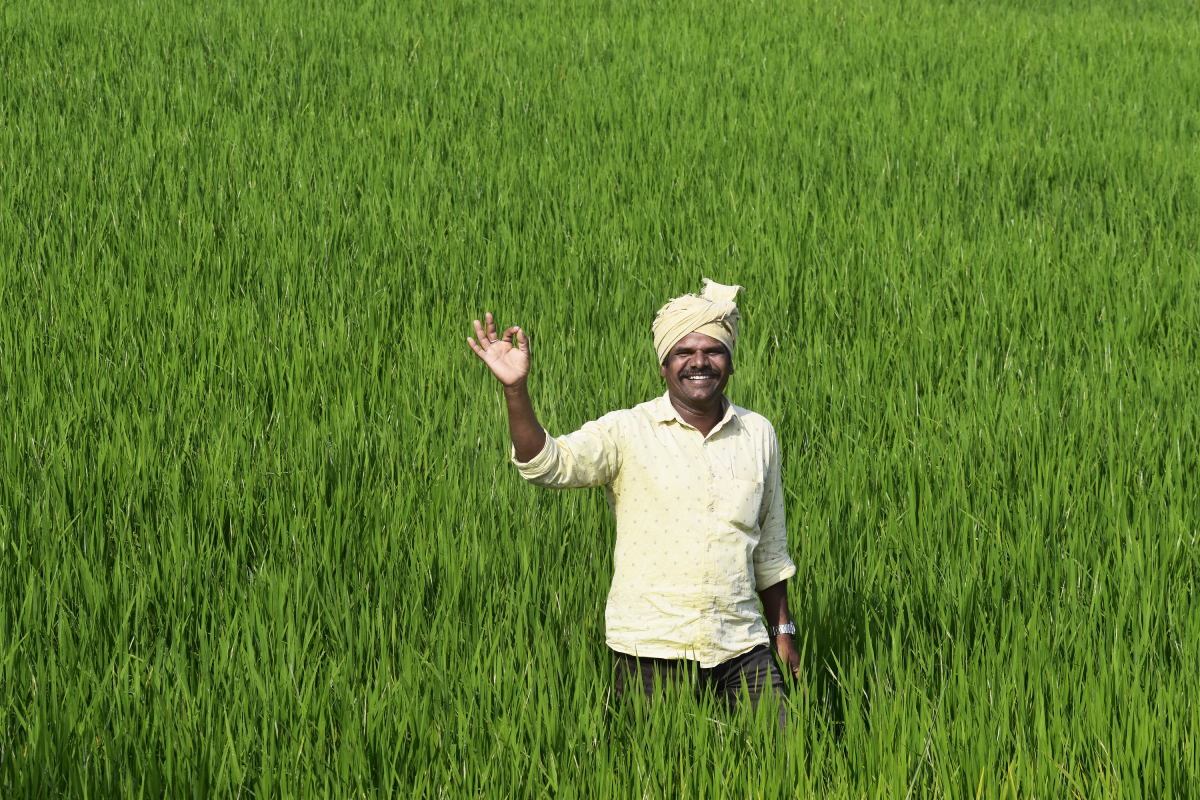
[650,391,740,433]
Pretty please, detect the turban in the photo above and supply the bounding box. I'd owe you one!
[652,278,743,364]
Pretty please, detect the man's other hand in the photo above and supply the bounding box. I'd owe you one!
[774,634,802,682]
[468,312,531,388]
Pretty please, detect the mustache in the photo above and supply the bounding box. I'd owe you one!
[680,370,721,379]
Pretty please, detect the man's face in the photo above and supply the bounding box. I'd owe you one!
[660,332,734,407]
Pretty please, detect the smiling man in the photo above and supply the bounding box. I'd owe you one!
[467,279,798,726]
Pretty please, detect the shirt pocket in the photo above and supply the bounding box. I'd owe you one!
[723,478,764,530]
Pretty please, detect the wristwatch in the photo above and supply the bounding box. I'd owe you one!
[768,622,796,637]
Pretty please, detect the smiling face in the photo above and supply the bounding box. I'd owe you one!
[659,331,734,409]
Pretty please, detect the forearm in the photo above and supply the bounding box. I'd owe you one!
[504,382,547,463]
[758,578,802,680]
[758,579,792,625]
[757,579,793,636]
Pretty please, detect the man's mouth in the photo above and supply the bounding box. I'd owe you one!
[682,373,719,382]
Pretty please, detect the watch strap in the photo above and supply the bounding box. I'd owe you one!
[768,622,796,637]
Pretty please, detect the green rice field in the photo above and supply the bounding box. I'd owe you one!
[2,0,1199,795]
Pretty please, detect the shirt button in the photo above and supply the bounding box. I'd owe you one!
[708,506,714,512]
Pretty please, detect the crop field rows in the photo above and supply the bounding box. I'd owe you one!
[2,0,1198,796]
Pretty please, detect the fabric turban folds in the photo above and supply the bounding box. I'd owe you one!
[652,279,744,365]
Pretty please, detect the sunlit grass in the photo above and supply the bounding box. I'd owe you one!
[1,0,1198,795]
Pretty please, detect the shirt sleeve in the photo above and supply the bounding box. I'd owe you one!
[753,423,796,589]
[510,413,622,489]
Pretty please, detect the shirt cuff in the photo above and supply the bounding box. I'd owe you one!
[510,434,556,479]
[754,561,797,591]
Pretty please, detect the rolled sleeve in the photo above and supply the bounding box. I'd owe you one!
[752,427,796,589]
[511,434,558,477]
[511,415,622,489]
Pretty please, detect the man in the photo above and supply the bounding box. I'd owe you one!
[466,279,799,725]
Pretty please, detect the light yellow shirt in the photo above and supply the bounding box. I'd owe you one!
[513,392,796,668]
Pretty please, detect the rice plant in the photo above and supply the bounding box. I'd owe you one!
[1,0,1198,795]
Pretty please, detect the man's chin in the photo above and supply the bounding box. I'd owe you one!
[674,384,722,405]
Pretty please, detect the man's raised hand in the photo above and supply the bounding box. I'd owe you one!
[468,313,545,460]
[467,313,531,388]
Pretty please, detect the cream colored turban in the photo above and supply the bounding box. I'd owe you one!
[652,279,743,364]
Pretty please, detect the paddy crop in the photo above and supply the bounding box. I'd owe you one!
[1,0,1198,795]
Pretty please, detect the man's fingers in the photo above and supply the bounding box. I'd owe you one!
[470,316,527,370]
[472,319,489,349]
[467,336,498,364]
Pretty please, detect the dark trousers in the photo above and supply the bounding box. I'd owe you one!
[612,645,787,731]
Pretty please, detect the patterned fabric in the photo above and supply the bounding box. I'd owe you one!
[512,392,795,668]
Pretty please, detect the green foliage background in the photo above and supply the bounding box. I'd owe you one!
[2,0,1198,795]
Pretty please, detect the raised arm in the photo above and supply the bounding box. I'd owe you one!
[467,312,547,463]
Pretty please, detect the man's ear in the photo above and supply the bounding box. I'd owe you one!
[659,360,668,378]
